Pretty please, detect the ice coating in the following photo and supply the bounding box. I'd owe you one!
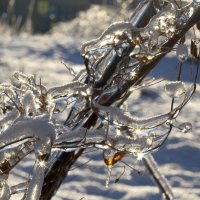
[164,81,186,98]
[178,122,192,133]
[176,44,189,62]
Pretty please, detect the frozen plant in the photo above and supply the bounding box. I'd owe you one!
[0,0,200,200]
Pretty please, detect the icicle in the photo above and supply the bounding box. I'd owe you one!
[105,165,112,188]
[164,81,185,98]
[178,122,192,133]
[103,149,115,188]
[103,148,127,187]
[176,44,188,62]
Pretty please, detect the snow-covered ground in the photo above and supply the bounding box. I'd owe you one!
[0,5,200,200]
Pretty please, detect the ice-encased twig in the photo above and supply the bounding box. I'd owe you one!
[143,154,174,200]
[10,181,28,195]
[92,101,179,129]
[81,21,135,55]
[54,128,106,147]
[48,81,89,97]
[0,140,35,175]
[24,159,46,200]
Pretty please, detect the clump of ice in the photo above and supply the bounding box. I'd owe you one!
[178,122,192,133]
[164,81,186,98]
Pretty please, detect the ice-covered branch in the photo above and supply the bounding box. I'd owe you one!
[0,0,199,199]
